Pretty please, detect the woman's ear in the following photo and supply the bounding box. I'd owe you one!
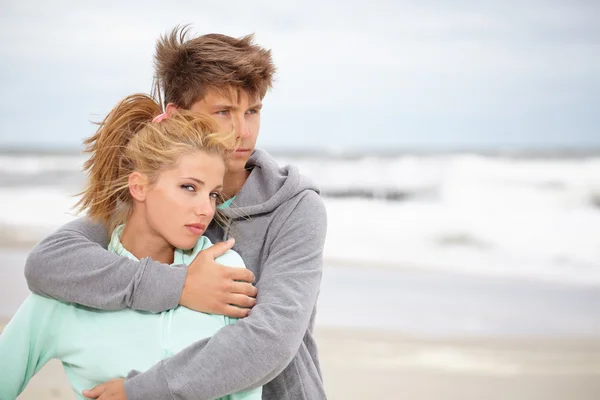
[129,172,148,202]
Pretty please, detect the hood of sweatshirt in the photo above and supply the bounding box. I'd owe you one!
[218,149,320,220]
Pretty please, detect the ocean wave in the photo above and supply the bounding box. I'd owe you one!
[590,192,600,209]
[0,223,49,249]
[0,154,86,175]
[1,153,599,285]
[1,153,599,205]
[320,187,434,201]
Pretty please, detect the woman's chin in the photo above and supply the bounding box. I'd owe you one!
[173,238,199,251]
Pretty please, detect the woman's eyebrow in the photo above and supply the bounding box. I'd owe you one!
[183,177,205,185]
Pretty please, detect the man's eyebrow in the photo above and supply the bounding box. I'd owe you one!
[249,102,263,110]
[213,104,236,111]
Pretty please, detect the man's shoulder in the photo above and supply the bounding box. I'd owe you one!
[294,189,326,218]
[295,187,324,207]
[274,189,326,230]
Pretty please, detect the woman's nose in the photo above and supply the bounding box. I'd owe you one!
[195,198,214,217]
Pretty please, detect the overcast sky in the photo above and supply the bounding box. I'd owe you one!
[1,0,599,152]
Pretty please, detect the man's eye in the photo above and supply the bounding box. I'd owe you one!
[181,184,196,192]
[246,109,258,115]
[216,110,230,116]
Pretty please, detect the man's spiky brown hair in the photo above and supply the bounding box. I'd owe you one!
[153,25,276,108]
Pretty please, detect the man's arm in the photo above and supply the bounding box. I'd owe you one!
[124,191,327,400]
[25,217,256,316]
[24,217,185,312]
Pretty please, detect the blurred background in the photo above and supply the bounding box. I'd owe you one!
[1,1,599,399]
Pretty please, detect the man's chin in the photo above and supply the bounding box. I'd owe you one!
[227,152,252,170]
[227,160,250,172]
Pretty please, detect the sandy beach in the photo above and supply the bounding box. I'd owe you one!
[2,318,599,400]
[3,0,600,396]
[2,246,600,399]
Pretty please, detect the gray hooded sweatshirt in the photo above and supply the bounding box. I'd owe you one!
[24,149,328,400]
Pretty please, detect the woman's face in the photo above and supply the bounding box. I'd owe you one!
[143,150,225,250]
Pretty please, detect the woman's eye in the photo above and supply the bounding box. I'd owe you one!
[210,192,220,199]
[181,184,196,192]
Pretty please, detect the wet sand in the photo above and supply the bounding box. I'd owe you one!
[2,319,599,400]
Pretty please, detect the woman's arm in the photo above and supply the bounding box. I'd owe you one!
[0,294,64,398]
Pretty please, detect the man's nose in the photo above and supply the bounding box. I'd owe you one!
[234,115,250,139]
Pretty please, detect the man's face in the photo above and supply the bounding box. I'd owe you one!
[189,89,262,174]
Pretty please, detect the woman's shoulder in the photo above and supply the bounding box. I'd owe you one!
[178,236,245,268]
[215,247,245,269]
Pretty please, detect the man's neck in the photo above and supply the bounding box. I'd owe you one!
[223,168,251,199]
[120,212,175,264]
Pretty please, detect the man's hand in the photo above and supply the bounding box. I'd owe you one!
[83,378,126,400]
[179,238,258,318]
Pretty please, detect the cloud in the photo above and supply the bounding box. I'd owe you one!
[0,0,598,150]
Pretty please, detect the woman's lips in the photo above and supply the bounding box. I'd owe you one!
[185,224,206,235]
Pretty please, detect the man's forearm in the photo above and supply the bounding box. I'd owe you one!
[24,217,186,312]
[125,277,320,400]
[124,192,327,399]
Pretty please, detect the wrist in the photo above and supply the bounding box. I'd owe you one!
[135,259,187,312]
[124,364,172,400]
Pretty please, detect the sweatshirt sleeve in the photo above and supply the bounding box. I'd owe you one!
[0,294,64,398]
[24,217,187,313]
[123,191,326,400]
[215,249,263,400]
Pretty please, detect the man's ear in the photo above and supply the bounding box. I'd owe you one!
[165,103,178,116]
[129,172,149,202]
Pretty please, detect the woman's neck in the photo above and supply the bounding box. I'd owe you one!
[119,212,175,265]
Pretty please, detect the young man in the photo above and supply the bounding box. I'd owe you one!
[24,27,327,400]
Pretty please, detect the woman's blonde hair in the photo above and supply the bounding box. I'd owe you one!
[74,93,235,232]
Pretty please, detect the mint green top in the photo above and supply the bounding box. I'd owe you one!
[0,227,261,400]
[219,195,236,209]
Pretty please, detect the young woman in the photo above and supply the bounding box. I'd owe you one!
[0,94,261,400]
